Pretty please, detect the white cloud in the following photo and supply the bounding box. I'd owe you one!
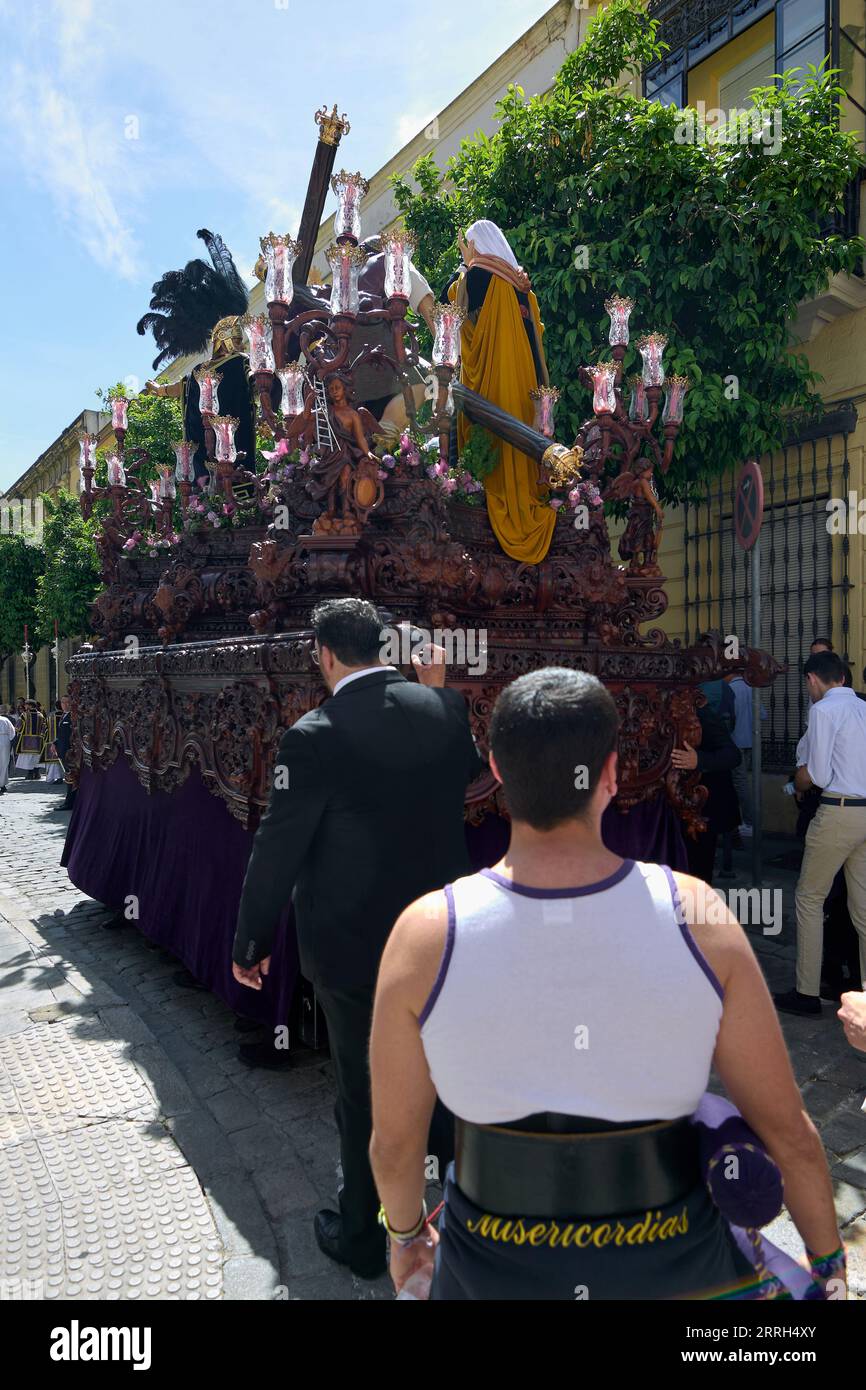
[5,63,140,279]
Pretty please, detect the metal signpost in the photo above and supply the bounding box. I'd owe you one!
[734,460,765,887]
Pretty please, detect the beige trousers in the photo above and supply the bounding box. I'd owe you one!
[795,802,866,995]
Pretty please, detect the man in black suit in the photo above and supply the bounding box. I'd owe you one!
[232,597,483,1277]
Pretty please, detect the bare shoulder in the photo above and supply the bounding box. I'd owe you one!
[377,889,450,1016]
[670,870,755,988]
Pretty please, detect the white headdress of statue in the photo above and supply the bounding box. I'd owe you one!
[465,219,519,269]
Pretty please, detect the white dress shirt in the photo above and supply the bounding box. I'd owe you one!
[805,686,866,796]
[795,729,809,768]
[332,665,396,697]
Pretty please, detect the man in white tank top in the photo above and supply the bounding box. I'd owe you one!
[369,669,843,1300]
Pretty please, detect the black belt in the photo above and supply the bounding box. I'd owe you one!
[455,1114,699,1219]
[820,795,866,807]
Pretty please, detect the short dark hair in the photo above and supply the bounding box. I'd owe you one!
[311,598,382,667]
[489,668,619,830]
[803,651,847,685]
[810,637,833,652]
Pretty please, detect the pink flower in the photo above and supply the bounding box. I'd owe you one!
[299,448,311,467]
[170,532,181,544]
[122,537,136,551]
[206,510,218,523]
[440,477,458,495]
[223,502,236,516]
[262,438,290,462]
[549,498,564,510]
[568,487,582,508]
[399,432,411,454]
[377,469,388,481]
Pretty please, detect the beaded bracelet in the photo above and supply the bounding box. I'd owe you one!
[378,1201,428,1247]
[807,1244,847,1290]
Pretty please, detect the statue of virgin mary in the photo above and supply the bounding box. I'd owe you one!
[446,219,556,565]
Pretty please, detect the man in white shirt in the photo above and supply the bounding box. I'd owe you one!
[0,705,15,792]
[775,651,866,1015]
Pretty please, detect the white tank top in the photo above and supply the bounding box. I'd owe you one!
[420,860,723,1125]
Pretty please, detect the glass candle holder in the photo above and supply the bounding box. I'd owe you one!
[586,363,618,415]
[260,233,301,306]
[277,363,306,417]
[159,468,176,500]
[240,315,275,373]
[662,374,690,425]
[110,396,129,432]
[627,374,649,423]
[326,243,367,317]
[331,170,369,242]
[636,333,667,388]
[530,386,560,438]
[106,454,126,487]
[382,227,416,301]
[172,440,196,482]
[78,434,98,472]
[432,302,465,367]
[194,367,223,418]
[211,415,240,464]
[604,295,634,348]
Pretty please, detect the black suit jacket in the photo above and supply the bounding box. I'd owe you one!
[696,705,741,835]
[233,670,483,990]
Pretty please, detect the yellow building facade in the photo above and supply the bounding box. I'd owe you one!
[644,0,866,829]
[1,408,113,710]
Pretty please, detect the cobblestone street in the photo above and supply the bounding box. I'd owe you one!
[0,775,865,1300]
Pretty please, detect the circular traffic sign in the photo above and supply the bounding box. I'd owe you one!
[734,459,764,551]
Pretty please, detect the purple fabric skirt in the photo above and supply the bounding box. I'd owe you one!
[62,759,298,1027]
[62,758,688,1027]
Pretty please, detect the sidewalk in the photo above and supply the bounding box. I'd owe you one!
[0,777,864,1298]
[0,778,390,1301]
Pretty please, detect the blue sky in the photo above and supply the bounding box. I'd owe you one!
[0,0,553,490]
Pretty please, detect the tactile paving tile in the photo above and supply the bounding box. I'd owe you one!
[0,1021,158,1141]
[0,1025,223,1299]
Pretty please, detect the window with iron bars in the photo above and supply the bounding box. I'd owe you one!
[681,402,856,771]
[644,0,865,244]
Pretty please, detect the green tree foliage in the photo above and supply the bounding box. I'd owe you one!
[391,0,864,499]
[35,491,101,642]
[0,533,45,660]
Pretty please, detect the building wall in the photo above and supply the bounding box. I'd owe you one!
[2,409,113,714]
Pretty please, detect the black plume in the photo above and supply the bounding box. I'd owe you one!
[136,228,249,371]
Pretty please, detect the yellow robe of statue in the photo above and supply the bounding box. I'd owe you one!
[452,274,556,565]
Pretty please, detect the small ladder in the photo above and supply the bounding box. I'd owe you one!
[312,377,337,453]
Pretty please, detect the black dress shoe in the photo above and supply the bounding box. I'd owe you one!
[313,1209,386,1279]
[773,987,822,1016]
[237,1038,292,1070]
